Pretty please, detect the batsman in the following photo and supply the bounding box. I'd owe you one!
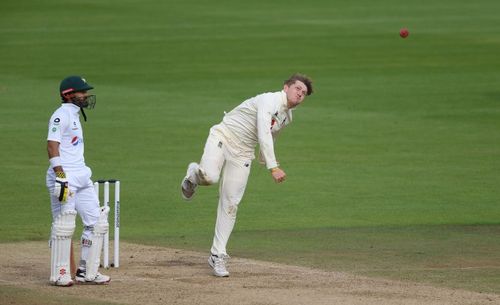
[46,76,110,286]
[181,73,313,277]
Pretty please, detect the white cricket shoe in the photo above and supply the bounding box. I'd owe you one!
[75,268,111,285]
[50,274,74,287]
[208,254,230,277]
[181,162,198,200]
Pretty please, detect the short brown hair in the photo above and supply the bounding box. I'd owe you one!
[284,73,313,96]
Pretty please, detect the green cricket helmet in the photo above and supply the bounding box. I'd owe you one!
[59,75,96,121]
[60,75,94,96]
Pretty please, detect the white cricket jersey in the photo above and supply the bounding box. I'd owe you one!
[221,90,293,169]
[47,103,86,170]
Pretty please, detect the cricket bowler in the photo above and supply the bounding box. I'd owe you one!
[181,73,313,277]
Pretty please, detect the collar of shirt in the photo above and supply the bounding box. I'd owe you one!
[280,90,295,119]
[62,102,81,114]
[280,90,289,110]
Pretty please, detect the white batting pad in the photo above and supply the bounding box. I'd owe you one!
[85,206,109,281]
[50,210,77,284]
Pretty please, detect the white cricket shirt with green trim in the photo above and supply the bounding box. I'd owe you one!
[47,103,86,170]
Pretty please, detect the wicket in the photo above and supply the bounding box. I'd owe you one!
[94,179,120,268]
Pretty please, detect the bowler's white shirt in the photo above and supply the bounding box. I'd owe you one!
[222,90,292,169]
[47,103,86,170]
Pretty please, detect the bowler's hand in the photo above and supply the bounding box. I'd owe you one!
[271,167,286,183]
[54,172,69,203]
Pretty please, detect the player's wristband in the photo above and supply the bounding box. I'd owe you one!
[49,156,62,169]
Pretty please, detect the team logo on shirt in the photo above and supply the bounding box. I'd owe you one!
[71,136,82,146]
[271,112,288,131]
[271,112,279,129]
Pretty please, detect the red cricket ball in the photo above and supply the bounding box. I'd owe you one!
[400,28,409,38]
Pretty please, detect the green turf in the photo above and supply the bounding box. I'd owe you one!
[1,0,499,296]
[229,225,500,294]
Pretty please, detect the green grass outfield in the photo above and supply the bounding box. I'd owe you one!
[1,0,500,297]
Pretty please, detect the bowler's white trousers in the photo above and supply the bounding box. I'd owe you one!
[194,123,254,256]
[46,166,100,266]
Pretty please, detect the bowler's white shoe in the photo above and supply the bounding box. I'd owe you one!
[75,268,111,285]
[181,162,198,200]
[208,254,230,277]
[50,274,74,287]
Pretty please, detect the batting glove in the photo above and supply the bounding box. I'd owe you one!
[54,172,69,203]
